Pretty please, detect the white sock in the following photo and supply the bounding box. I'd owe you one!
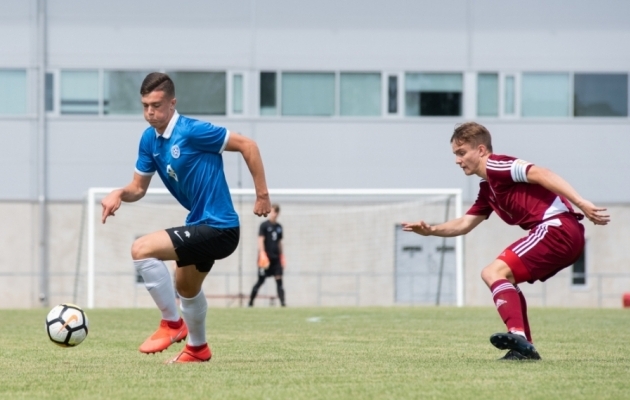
[133,258,179,322]
[179,290,208,347]
[511,330,527,339]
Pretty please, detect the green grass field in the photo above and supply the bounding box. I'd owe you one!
[1,307,629,399]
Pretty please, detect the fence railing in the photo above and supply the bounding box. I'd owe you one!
[4,270,628,309]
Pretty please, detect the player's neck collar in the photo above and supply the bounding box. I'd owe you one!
[156,110,180,139]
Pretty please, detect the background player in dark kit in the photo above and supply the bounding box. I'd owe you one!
[249,204,286,307]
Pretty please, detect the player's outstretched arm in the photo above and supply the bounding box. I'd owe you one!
[526,166,610,225]
[225,132,271,217]
[101,173,151,223]
[402,214,486,237]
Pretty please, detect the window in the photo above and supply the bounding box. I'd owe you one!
[574,73,628,117]
[340,73,381,116]
[572,249,586,286]
[104,71,150,115]
[477,73,498,117]
[522,73,570,117]
[61,70,99,115]
[504,75,516,115]
[232,74,244,114]
[282,72,335,116]
[388,76,398,114]
[405,73,463,116]
[45,72,54,112]
[0,69,27,115]
[260,72,277,116]
[167,71,226,115]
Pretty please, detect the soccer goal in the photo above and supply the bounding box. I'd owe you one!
[76,188,463,309]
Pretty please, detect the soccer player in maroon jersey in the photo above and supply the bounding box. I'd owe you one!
[402,122,610,360]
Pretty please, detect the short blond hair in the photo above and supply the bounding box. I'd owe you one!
[450,122,493,152]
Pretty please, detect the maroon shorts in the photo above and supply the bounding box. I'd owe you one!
[497,214,585,284]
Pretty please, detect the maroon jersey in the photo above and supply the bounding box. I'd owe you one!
[466,154,581,230]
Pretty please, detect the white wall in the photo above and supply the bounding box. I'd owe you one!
[2,201,628,309]
[1,0,629,201]
[39,118,630,203]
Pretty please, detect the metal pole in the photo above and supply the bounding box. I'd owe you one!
[435,196,451,306]
[598,274,602,308]
[237,145,243,307]
[455,190,464,307]
[72,195,88,304]
[87,189,96,308]
[37,0,48,307]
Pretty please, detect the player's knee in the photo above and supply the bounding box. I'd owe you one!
[175,281,200,299]
[131,237,151,260]
[481,262,512,286]
[480,267,494,286]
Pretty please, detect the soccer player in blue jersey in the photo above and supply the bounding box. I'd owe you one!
[101,72,271,363]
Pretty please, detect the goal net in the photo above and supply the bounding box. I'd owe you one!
[76,188,463,308]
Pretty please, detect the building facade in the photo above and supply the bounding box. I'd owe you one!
[1,0,629,308]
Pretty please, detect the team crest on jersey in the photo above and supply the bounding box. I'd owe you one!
[166,164,178,181]
[171,145,180,159]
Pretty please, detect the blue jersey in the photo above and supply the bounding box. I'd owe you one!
[135,111,239,228]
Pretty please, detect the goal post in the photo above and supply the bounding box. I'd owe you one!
[82,188,464,309]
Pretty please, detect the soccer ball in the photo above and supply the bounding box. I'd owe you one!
[45,303,89,347]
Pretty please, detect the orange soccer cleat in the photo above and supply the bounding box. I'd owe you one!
[166,343,212,364]
[139,319,188,354]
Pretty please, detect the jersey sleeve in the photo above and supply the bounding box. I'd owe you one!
[134,132,156,176]
[466,182,493,217]
[278,225,283,241]
[188,120,230,154]
[486,155,533,184]
[258,222,266,237]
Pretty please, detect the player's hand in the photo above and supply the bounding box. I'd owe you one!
[401,220,434,236]
[280,254,286,268]
[101,190,122,224]
[253,194,271,217]
[258,251,270,269]
[577,200,610,225]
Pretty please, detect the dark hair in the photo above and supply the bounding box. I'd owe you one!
[140,72,175,98]
[272,204,280,213]
[450,122,493,152]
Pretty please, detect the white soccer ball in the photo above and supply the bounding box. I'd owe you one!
[45,303,89,347]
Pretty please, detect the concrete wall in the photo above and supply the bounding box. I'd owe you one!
[2,201,627,309]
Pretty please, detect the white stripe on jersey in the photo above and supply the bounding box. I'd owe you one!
[510,159,532,182]
[487,159,513,171]
[513,224,548,257]
[543,196,570,220]
[492,282,516,296]
[135,168,155,176]
[219,130,231,154]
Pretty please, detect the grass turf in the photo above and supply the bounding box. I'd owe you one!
[0,307,629,399]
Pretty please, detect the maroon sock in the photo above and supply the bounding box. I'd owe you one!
[186,343,208,352]
[166,318,183,329]
[490,279,524,333]
[516,286,532,343]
